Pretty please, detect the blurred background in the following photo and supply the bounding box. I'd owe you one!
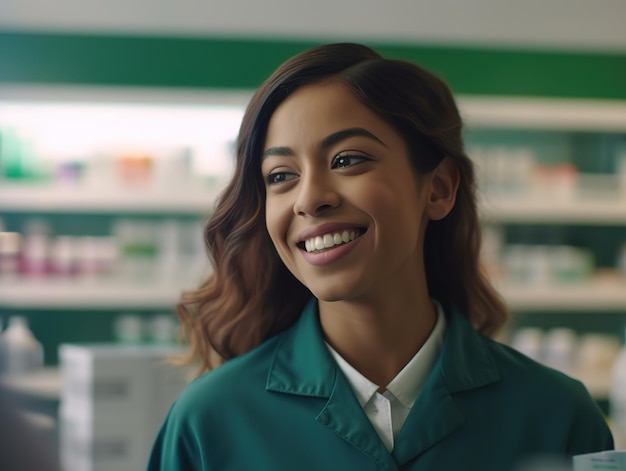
[1,0,626,469]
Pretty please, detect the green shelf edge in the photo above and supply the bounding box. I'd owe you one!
[1,30,626,99]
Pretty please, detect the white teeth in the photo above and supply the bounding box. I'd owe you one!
[315,236,325,251]
[303,230,360,253]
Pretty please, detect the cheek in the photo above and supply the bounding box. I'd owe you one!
[265,199,289,252]
[363,179,417,214]
[363,180,425,234]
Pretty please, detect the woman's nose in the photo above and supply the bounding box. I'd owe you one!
[293,173,341,216]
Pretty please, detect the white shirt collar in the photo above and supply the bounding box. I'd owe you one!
[326,300,446,409]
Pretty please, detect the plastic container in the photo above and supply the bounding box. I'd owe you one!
[146,314,178,344]
[113,314,144,344]
[0,231,22,280]
[542,328,578,375]
[0,316,44,375]
[510,327,544,363]
[20,219,51,278]
[610,326,626,449]
[50,235,77,277]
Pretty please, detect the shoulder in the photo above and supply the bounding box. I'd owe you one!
[148,335,287,470]
[483,336,589,401]
[482,335,612,444]
[465,334,613,452]
[169,333,284,420]
[445,309,592,406]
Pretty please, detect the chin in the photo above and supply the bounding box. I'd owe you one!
[308,286,361,304]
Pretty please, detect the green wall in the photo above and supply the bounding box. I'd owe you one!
[1,30,626,99]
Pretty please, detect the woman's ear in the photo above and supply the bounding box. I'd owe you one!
[425,157,460,221]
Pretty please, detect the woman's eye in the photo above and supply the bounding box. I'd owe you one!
[265,171,297,185]
[331,154,369,169]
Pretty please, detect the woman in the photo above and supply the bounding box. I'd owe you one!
[148,43,613,470]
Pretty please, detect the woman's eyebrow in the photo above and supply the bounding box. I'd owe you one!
[262,146,294,159]
[321,127,387,149]
[262,127,387,160]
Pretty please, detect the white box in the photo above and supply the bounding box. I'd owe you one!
[60,412,150,471]
[58,344,190,471]
[574,451,626,471]
[60,344,186,418]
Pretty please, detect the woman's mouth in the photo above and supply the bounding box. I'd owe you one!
[298,229,365,253]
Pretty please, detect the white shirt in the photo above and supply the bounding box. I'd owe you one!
[325,301,446,453]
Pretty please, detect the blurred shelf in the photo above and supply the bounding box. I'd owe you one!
[0,184,219,214]
[497,280,626,312]
[460,96,626,132]
[0,83,253,107]
[479,194,626,225]
[2,87,623,132]
[0,367,61,401]
[4,184,625,223]
[0,280,187,309]
[2,278,625,312]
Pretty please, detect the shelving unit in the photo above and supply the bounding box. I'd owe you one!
[462,96,626,316]
[1,91,626,315]
[459,96,626,132]
[1,91,624,404]
[0,87,231,315]
[0,280,186,309]
[497,280,626,312]
[0,184,220,214]
[479,194,626,225]
[463,97,626,402]
[1,278,624,312]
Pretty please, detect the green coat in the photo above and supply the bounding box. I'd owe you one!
[148,299,613,470]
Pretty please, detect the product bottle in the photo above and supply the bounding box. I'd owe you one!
[0,316,44,375]
[610,326,626,449]
[20,219,51,278]
[0,231,22,281]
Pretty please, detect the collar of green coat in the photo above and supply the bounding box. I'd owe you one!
[265,298,501,467]
[266,298,335,397]
[266,297,500,396]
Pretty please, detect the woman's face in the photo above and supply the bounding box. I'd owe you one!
[261,81,433,303]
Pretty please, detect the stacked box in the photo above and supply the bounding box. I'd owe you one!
[59,344,189,471]
[574,451,626,471]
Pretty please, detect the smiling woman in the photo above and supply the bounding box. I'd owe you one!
[147,43,613,471]
[262,81,448,315]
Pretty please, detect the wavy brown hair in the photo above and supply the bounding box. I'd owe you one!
[177,43,508,373]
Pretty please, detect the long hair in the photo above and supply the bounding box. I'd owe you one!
[177,43,508,373]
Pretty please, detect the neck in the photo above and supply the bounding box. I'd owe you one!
[319,284,436,388]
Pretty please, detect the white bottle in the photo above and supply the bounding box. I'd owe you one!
[610,326,626,449]
[543,328,578,376]
[0,316,44,375]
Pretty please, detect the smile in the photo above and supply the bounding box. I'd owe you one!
[302,229,363,253]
